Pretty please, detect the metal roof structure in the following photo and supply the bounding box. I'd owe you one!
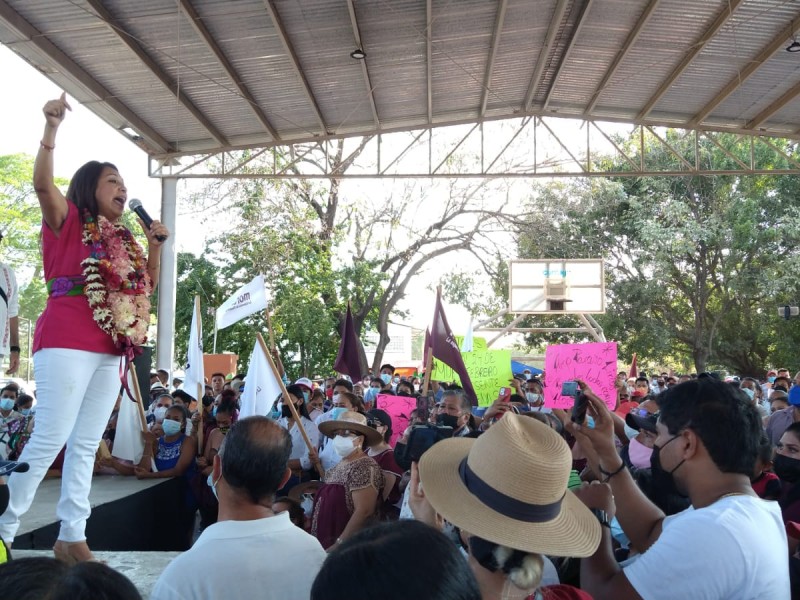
[3,0,800,161]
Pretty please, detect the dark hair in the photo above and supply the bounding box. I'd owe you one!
[339,391,365,413]
[220,416,291,503]
[273,496,305,527]
[211,372,225,380]
[333,378,354,392]
[367,409,393,443]
[311,520,481,600]
[379,364,396,374]
[286,384,311,419]
[370,377,383,387]
[757,433,774,465]
[216,397,238,417]
[0,385,18,398]
[15,393,34,410]
[396,381,414,396]
[658,378,762,476]
[171,390,193,405]
[784,422,800,440]
[0,557,141,600]
[165,405,190,432]
[635,377,649,385]
[66,161,119,223]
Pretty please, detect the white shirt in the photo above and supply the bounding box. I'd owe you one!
[0,263,18,357]
[151,512,326,600]
[624,495,789,600]
[277,416,319,463]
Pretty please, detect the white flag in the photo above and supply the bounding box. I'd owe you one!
[184,296,205,401]
[216,274,269,331]
[461,317,474,352]
[111,372,145,464]
[239,340,282,418]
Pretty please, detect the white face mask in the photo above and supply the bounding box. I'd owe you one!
[332,434,358,457]
[154,406,168,422]
[300,493,314,516]
[526,392,542,405]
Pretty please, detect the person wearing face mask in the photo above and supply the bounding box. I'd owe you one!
[412,413,600,600]
[568,377,788,600]
[767,384,800,446]
[363,377,383,408]
[312,385,363,472]
[436,390,474,438]
[276,384,320,489]
[776,422,800,524]
[307,388,325,422]
[6,394,35,462]
[147,392,173,437]
[739,377,767,418]
[621,410,658,471]
[0,387,21,461]
[366,409,404,520]
[311,411,384,549]
[379,364,395,393]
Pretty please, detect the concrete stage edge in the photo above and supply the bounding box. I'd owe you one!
[13,475,192,552]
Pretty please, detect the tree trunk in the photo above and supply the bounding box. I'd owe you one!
[692,345,709,374]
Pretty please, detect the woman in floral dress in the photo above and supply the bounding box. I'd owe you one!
[0,93,169,563]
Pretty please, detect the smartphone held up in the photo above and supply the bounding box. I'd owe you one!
[562,381,589,424]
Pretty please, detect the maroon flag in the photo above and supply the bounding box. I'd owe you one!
[628,353,638,379]
[430,289,478,406]
[334,303,363,382]
[423,328,431,367]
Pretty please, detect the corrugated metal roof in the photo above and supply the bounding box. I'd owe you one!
[2,0,800,156]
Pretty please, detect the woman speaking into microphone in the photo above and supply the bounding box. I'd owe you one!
[0,93,169,563]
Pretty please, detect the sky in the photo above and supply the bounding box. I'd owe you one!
[0,43,486,339]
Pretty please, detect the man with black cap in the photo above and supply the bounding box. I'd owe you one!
[0,232,19,378]
[570,377,789,600]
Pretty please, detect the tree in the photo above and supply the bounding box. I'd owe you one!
[514,132,800,375]
[184,139,524,375]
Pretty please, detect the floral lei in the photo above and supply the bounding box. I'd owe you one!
[81,211,152,351]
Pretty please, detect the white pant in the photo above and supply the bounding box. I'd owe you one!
[0,348,120,542]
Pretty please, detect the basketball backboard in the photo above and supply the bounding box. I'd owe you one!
[509,259,605,314]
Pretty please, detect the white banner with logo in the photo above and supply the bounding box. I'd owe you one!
[216,274,269,331]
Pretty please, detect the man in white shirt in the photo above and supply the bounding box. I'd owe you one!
[151,416,326,600]
[0,237,20,377]
[571,376,789,600]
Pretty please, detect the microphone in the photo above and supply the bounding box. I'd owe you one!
[129,199,167,242]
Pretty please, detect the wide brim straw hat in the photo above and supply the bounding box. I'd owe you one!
[318,410,382,446]
[419,413,601,557]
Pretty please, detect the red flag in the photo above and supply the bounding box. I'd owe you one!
[334,303,363,382]
[628,353,638,379]
[430,289,478,406]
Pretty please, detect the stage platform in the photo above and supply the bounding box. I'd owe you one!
[12,475,194,552]
[12,549,179,599]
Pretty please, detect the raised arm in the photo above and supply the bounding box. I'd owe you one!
[33,93,71,234]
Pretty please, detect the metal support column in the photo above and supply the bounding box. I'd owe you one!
[156,177,178,374]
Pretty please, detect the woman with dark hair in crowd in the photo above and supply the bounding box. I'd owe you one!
[311,520,481,600]
[366,409,404,519]
[277,384,320,491]
[312,412,384,549]
[776,421,800,522]
[0,94,169,564]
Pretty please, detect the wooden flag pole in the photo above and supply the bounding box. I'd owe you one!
[266,310,276,352]
[257,332,323,477]
[194,295,205,456]
[421,351,434,397]
[128,362,149,434]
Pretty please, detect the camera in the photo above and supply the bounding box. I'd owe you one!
[562,381,589,424]
[394,424,454,471]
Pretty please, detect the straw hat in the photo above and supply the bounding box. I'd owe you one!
[418,413,601,557]
[318,410,382,446]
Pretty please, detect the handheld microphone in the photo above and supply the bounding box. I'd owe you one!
[129,198,167,242]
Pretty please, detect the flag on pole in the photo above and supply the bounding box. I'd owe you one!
[333,303,363,382]
[461,317,474,352]
[184,296,205,401]
[430,288,479,405]
[628,353,638,379]
[240,339,283,418]
[216,274,270,331]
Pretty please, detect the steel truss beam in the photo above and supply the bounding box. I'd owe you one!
[149,115,800,179]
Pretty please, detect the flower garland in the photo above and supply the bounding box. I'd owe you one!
[81,212,152,350]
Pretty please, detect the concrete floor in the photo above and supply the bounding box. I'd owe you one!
[12,549,180,599]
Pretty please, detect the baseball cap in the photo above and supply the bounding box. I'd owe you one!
[625,410,659,433]
[294,377,314,391]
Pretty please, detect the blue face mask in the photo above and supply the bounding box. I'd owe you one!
[741,387,755,401]
[211,406,218,418]
[303,391,310,402]
[269,407,281,420]
[207,473,220,501]
[20,408,31,417]
[768,376,776,383]
[162,419,182,437]
[380,373,392,385]
[329,407,347,421]
[365,387,379,402]
[0,398,14,411]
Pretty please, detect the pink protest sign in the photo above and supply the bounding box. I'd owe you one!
[544,342,618,409]
[376,394,417,447]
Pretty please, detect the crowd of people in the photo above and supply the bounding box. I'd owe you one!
[0,94,795,598]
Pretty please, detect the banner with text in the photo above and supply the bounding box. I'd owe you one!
[431,350,513,407]
[544,342,618,409]
[376,394,417,447]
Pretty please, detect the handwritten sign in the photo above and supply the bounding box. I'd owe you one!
[544,342,618,409]
[376,394,417,447]
[431,350,513,407]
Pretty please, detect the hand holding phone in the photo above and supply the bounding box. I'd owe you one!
[499,387,511,402]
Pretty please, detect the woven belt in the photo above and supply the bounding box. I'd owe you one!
[46,276,86,297]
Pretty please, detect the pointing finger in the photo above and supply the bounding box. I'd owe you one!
[60,91,72,111]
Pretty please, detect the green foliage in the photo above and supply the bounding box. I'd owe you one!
[514,133,800,375]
